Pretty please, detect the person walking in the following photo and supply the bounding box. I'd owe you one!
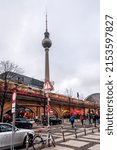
[80,115,84,126]
[92,114,97,127]
[88,114,92,124]
[69,115,75,128]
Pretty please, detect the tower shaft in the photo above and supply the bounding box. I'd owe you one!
[45,48,50,82]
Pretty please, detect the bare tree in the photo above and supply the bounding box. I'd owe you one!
[0,60,23,122]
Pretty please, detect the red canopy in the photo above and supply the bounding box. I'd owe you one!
[79,110,85,115]
[70,109,80,115]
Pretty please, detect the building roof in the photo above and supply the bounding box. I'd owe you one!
[84,93,100,104]
[0,71,44,89]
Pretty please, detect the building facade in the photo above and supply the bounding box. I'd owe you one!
[0,79,100,121]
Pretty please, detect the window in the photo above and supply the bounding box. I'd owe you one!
[0,124,12,132]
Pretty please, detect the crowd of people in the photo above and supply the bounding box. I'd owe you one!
[69,113,100,128]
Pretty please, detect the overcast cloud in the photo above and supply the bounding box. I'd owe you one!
[0,0,100,99]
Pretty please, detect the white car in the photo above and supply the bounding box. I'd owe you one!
[0,123,34,150]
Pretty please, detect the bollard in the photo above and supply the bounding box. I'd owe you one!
[92,128,94,133]
[98,127,100,132]
[26,132,29,150]
[74,125,77,138]
[83,125,86,135]
[61,126,65,142]
[84,128,86,135]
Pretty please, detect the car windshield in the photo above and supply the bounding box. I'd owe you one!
[0,124,12,132]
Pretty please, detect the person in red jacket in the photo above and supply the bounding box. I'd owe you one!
[80,115,84,126]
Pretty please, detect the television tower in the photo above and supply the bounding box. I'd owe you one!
[42,13,52,83]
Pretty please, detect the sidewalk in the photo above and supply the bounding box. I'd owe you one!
[19,121,100,150]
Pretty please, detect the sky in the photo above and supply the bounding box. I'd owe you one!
[0,0,100,99]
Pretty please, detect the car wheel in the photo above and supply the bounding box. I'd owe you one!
[23,134,33,147]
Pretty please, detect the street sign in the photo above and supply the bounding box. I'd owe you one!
[43,81,53,91]
[45,105,51,113]
[12,91,17,114]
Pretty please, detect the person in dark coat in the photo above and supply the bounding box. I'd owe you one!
[93,114,97,127]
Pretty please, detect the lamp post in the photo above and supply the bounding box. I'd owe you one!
[43,97,46,117]
[46,93,50,127]
[11,90,17,150]
[42,91,46,118]
[11,79,19,150]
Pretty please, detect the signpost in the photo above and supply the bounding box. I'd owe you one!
[12,91,16,113]
[45,105,51,113]
[11,90,17,150]
[43,81,53,91]
[43,81,53,127]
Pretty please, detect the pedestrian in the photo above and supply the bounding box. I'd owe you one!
[80,115,84,126]
[35,116,39,126]
[88,114,92,124]
[69,115,75,128]
[97,114,100,124]
[92,114,97,127]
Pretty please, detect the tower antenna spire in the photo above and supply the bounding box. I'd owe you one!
[46,10,48,32]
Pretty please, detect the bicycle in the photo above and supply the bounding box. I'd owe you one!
[33,127,56,150]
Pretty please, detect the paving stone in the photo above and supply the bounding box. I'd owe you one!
[94,132,100,135]
[88,144,100,150]
[82,134,100,140]
[44,145,74,150]
[77,137,99,143]
[61,140,89,148]
[54,132,72,137]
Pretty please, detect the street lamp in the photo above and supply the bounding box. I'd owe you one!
[42,91,46,118]
[11,89,17,150]
[43,96,46,117]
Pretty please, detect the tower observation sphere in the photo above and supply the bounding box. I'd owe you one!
[42,34,52,48]
[42,13,52,49]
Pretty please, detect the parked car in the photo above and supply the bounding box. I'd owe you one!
[0,123,34,150]
[15,118,33,129]
[49,116,62,125]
